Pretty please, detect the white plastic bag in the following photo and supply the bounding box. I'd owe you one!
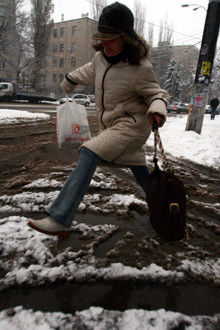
[56,97,91,148]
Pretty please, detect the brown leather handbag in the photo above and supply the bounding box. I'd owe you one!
[146,121,186,241]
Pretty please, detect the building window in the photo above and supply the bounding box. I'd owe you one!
[71,57,76,67]
[60,44,64,52]
[72,26,77,35]
[71,42,77,52]
[59,58,64,67]
[53,74,57,82]
[0,60,5,70]
[52,58,57,67]
[53,29,58,38]
[59,74,64,82]
[60,27,65,37]
[53,45,57,53]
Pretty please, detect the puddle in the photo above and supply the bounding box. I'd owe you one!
[0,281,219,316]
[69,213,154,259]
[75,213,128,227]
[57,233,82,252]
[54,213,151,257]
[75,212,151,235]
[95,231,125,258]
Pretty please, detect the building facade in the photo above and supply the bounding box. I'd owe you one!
[44,17,98,98]
[151,41,200,83]
[151,41,200,101]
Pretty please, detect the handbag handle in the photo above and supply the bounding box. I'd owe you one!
[152,118,170,171]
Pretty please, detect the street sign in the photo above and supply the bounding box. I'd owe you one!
[194,94,204,106]
[201,61,211,75]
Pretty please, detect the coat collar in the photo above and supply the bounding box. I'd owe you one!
[102,49,126,64]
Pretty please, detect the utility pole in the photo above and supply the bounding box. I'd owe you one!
[185,0,220,134]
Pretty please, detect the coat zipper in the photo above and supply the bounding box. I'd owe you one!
[101,64,112,129]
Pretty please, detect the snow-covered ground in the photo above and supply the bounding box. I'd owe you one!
[0,108,219,329]
[148,114,220,169]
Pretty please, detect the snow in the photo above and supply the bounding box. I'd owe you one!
[147,115,220,169]
[1,306,219,330]
[0,108,220,329]
[0,109,50,124]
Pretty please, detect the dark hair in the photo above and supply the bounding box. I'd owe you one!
[92,35,150,65]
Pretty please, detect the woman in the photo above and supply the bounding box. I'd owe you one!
[28,2,170,238]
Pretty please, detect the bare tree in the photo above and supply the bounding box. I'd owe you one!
[147,22,154,47]
[0,0,29,83]
[158,15,173,44]
[133,0,146,38]
[14,11,31,86]
[209,47,220,100]
[90,0,107,21]
[30,0,54,91]
[152,15,174,87]
[0,0,17,51]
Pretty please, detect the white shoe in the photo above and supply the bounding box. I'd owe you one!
[28,216,71,238]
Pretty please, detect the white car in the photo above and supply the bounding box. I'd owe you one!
[59,97,72,104]
[88,94,95,103]
[73,94,90,106]
[59,94,90,106]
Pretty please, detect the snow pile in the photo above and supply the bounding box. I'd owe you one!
[147,115,220,169]
[0,306,219,330]
[0,109,50,124]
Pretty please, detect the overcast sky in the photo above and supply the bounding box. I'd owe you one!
[24,0,210,47]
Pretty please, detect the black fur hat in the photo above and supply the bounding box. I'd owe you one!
[92,2,137,44]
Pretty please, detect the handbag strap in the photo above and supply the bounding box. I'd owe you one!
[152,119,170,171]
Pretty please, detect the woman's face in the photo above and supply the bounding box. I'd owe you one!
[101,36,125,56]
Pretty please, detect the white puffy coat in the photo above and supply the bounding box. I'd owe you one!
[61,51,170,165]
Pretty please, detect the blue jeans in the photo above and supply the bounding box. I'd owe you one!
[211,108,216,119]
[47,147,149,227]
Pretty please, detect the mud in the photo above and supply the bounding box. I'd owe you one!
[0,106,220,317]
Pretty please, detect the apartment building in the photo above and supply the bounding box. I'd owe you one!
[45,17,98,98]
[0,0,17,82]
[151,41,200,78]
[170,44,199,67]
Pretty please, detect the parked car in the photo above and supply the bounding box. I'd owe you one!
[88,95,95,103]
[59,97,72,104]
[73,94,90,106]
[167,102,189,114]
[59,94,90,106]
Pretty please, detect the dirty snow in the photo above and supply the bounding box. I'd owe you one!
[0,109,220,329]
[1,109,219,168]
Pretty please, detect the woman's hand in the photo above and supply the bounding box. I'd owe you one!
[148,113,164,127]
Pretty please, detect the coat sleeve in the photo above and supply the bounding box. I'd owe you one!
[60,59,96,94]
[134,60,170,125]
